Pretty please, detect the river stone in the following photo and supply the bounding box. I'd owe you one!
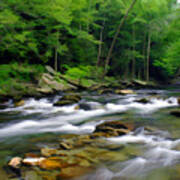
[23,171,43,180]
[39,158,62,170]
[178,97,180,105]
[135,98,150,104]
[170,109,180,117]
[8,157,22,169]
[115,89,135,95]
[93,121,133,138]
[77,103,92,111]
[14,100,25,107]
[98,88,113,95]
[41,148,60,157]
[22,157,46,166]
[95,121,133,132]
[59,166,92,179]
[54,94,81,106]
[59,142,73,150]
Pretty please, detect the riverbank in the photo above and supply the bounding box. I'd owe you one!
[0,63,159,104]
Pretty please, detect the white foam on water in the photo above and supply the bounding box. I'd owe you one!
[106,97,178,114]
[106,129,180,178]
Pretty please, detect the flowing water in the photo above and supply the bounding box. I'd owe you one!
[0,88,180,179]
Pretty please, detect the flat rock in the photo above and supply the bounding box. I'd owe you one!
[115,89,135,95]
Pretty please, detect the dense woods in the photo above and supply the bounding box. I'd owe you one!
[0,0,180,83]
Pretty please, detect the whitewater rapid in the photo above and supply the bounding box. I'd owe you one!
[0,94,178,138]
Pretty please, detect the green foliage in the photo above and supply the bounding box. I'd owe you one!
[0,0,179,82]
[0,63,44,94]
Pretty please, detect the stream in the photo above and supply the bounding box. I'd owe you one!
[0,88,180,180]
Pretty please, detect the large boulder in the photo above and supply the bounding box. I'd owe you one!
[93,121,134,137]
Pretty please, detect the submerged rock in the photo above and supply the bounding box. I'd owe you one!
[59,166,92,179]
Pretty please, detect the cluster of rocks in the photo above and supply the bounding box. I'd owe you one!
[7,121,135,179]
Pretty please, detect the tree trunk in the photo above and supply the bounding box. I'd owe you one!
[54,32,59,71]
[146,31,151,82]
[143,32,146,80]
[132,24,136,79]
[103,0,137,76]
[97,20,105,67]
[54,48,58,72]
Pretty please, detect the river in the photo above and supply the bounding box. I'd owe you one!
[0,88,180,180]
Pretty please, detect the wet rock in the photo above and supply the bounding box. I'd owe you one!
[22,157,46,166]
[178,97,180,105]
[59,166,92,179]
[8,157,22,169]
[93,121,133,138]
[135,98,150,104]
[39,158,62,170]
[98,88,113,95]
[54,94,81,106]
[170,109,180,117]
[14,99,25,107]
[25,153,40,158]
[59,142,73,150]
[54,100,77,106]
[77,103,92,111]
[23,171,43,180]
[90,84,109,91]
[95,121,133,132]
[41,148,60,157]
[115,89,135,95]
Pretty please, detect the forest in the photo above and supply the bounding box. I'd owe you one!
[0,1,180,180]
[0,0,180,88]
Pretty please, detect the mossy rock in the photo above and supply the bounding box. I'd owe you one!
[54,94,81,106]
[54,100,77,106]
[61,94,81,102]
[98,88,113,95]
[135,98,150,104]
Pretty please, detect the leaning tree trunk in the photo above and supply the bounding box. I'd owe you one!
[97,20,105,67]
[54,31,59,72]
[103,0,137,77]
[146,31,151,82]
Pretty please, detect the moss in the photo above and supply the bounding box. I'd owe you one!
[0,63,45,97]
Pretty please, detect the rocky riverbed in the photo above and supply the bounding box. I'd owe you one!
[0,88,179,180]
